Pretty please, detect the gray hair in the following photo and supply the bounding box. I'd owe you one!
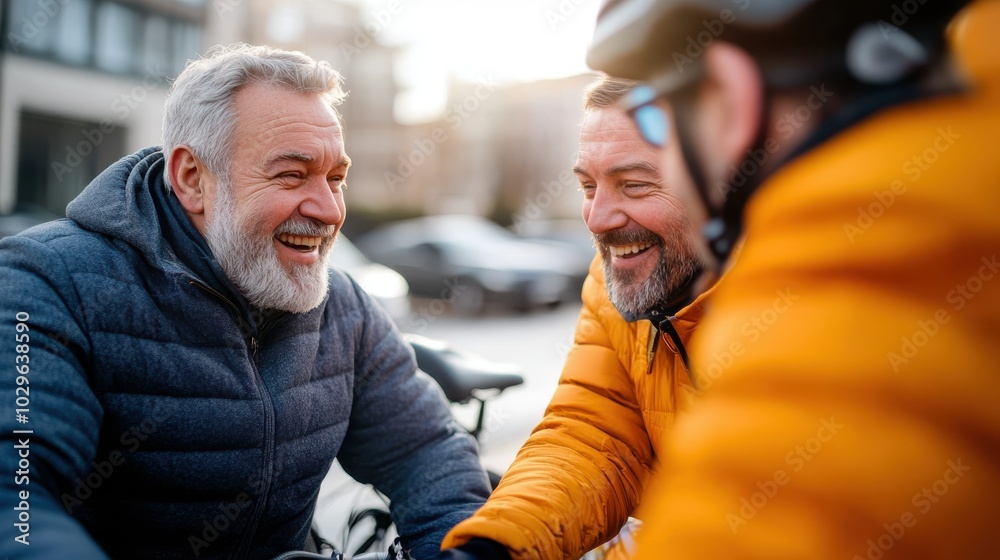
[582,73,639,112]
[161,43,346,188]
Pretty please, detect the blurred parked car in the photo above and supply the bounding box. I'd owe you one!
[511,218,596,298]
[356,215,589,314]
[329,235,411,323]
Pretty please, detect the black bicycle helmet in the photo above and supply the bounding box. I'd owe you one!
[587,0,972,267]
[588,0,970,86]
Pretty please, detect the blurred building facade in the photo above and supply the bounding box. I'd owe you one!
[0,0,219,216]
[372,73,594,230]
[0,0,591,234]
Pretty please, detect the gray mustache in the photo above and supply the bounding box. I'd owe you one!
[594,229,661,248]
[276,220,336,238]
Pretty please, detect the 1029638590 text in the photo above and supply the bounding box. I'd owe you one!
[12,311,33,546]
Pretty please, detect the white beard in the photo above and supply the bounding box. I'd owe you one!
[203,181,335,313]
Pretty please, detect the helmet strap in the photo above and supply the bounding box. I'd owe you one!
[670,89,772,269]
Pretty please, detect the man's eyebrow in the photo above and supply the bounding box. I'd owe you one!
[263,152,352,171]
[572,161,660,178]
[606,161,659,176]
[263,151,315,171]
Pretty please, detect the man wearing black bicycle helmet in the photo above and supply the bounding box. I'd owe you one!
[585,1,1000,559]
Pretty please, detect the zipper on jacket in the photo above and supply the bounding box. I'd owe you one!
[191,280,278,558]
[191,280,242,319]
[234,348,276,560]
[249,336,260,363]
[190,281,261,344]
[646,323,660,374]
[658,316,698,390]
[191,281,265,365]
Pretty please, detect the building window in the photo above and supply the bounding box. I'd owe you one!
[54,0,94,65]
[16,112,127,217]
[170,20,201,75]
[95,1,141,74]
[142,14,171,73]
[5,0,62,56]
[2,0,202,78]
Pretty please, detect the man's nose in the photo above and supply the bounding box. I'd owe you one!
[584,187,628,235]
[298,177,343,226]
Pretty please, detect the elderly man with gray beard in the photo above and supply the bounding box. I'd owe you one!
[0,44,490,560]
[436,75,710,560]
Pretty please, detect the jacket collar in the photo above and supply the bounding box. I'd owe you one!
[66,147,258,316]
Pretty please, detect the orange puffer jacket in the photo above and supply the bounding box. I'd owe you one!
[632,4,1000,559]
[443,255,709,559]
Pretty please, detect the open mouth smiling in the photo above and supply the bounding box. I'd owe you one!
[276,232,324,252]
[609,242,653,258]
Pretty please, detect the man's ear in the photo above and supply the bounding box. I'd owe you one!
[697,41,765,193]
[167,145,209,216]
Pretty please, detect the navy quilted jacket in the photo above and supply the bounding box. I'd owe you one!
[0,148,490,559]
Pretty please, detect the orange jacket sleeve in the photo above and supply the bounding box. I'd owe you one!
[443,259,654,559]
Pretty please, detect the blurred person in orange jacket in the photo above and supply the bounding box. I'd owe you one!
[584,0,1000,558]
[434,75,711,560]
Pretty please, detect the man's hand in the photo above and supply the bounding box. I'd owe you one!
[432,539,510,560]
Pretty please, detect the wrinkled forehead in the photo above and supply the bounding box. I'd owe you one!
[576,108,660,168]
[232,84,346,162]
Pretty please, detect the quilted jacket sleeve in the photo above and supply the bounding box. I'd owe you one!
[0,233,110,558]
[442,258,654,560]
[336,277,491,560]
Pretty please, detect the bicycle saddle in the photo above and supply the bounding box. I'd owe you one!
[404,334,524,404]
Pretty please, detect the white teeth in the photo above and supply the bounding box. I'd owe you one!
[277,233,322,248]
[610,243,652,257]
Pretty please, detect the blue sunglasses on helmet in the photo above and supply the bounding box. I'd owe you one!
[619,64,707,148]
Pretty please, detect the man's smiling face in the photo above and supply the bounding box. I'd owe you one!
[575,106,700,315]
[201,82,350,313]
